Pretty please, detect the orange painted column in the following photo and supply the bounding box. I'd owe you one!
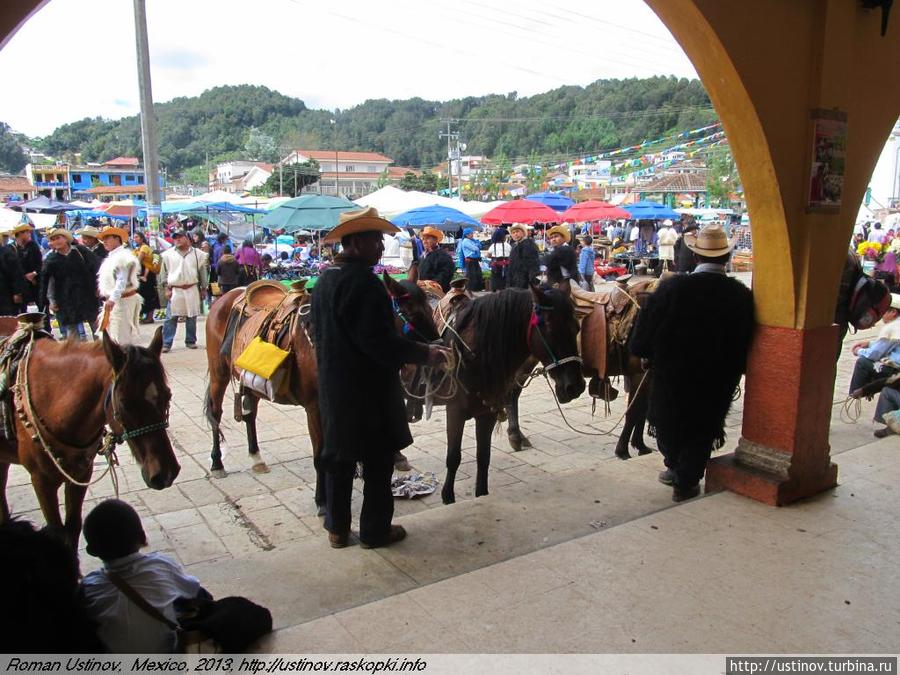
[705,324,840,505]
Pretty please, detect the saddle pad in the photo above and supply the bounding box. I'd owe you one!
[235,337,290,379]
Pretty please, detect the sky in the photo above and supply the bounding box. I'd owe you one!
[0,0,698,138]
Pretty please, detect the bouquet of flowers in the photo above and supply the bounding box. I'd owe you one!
[856,240,884,261]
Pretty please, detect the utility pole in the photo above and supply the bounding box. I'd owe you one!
[132,0,162,232]
[440,120,459,197]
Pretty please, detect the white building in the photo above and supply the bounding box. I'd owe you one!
[868,119,900,210]
[280,149,392,198]
[212,160,274,193]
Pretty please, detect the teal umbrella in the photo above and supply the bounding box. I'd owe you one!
[261,195,360,233]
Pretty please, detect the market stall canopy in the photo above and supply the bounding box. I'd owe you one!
[560,200,630,223]
[623,201,680,220]
[526,191,574,212]
[261,194,359,233]
[9,195,83,213]
[390,204,481,232]
[480,199,560,225]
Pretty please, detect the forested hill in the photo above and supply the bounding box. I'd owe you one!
[34,77,716,180]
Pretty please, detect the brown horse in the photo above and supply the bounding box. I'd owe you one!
[204,274,439,512]
[0,326,180,545]
[414,284,585,504]
[505,278,658,459]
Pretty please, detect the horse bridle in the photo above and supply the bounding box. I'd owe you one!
[103,368,171,445]
[527,302,582,373]
[390,293,434,343]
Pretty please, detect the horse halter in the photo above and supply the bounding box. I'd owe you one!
[104,368,171,445]
[527,302,582,373]
[391,293,430,342]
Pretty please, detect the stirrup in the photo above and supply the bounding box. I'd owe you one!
[588,376,618,402]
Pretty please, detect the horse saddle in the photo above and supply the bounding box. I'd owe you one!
[227,280,309,405]
[573,283,640,392]
[0,319,54,442]
[433,280,472,337]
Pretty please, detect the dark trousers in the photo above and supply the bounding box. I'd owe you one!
[849,357,898,394]
[658,438,713,488]
[324,454,394,544]
[465,259,484,292]
[875,387,900,424]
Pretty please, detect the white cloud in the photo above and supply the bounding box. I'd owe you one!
[0,0,697,137]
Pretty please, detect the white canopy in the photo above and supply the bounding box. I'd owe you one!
[355,186,508,221]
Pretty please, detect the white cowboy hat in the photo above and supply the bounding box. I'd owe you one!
[683,223,735,257]
[324,206,399,244]
[46,227,74,243]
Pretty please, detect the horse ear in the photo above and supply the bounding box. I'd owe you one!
[530,282,545,305]
[148,326,164,357]
[406,260,419,283]
[102,330,126,373]
[383,272,403,297]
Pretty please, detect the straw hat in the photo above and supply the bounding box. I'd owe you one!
[683,223,734,257]
[97,225,129,242]
[508,223,530,235]
[46,227,74,243]
[546,225,571,243]
[11,223,33,236]
[420,226,444,243]
[76,226,101,239]
[891,293,900,311]
[324,207,399,244]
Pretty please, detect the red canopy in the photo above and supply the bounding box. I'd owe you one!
[560,200,630,223]
[480,200,560,225]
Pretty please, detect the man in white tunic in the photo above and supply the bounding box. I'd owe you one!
[97,226,142,346]
[158,229,208,353]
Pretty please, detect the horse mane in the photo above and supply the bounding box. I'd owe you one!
[454,288,533,404]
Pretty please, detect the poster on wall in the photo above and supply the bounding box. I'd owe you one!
[807,108,848,213]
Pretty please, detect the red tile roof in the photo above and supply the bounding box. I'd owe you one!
[319,172,383,180]
[83,184,147,194]
[104,157,140,167]
[388,166,420,177]
[0,176,36,193]
[292,149,393,163]
[641,172,708,193]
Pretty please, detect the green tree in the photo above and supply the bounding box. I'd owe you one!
[260,160,320,197]
[180,164,209,187]
[245,127,278,162]
[0,122,27,173]
[705,149,740,207]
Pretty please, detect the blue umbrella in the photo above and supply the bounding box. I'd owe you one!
[390,204,480,232]
[623,201,680,220]
[526,191,575,212]
[261,194,360,233]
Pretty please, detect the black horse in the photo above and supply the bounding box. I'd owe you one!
[419,284,585,504]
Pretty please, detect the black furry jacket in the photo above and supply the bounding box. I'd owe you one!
[508,237,540,288]
[630,270,755,449]
[545,243,582,285]
[418,248,455,292]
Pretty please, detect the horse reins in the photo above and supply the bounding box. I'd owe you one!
[527,303,583,373]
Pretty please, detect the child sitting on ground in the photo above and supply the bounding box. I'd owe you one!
[81,499,272,653]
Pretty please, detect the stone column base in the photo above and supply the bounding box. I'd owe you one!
[706,438,838,506]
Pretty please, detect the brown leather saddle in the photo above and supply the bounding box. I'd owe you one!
[227,280,310,405]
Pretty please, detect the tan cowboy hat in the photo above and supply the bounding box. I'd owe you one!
[546,224,571,243]
[324,206,399,243]
[11,223,33,235]
[508,223,530,235]
[420,226,444,243]
[97,225,129,242]
[76,225,101,239]
[46,227,74,242]
[684,223,735,257]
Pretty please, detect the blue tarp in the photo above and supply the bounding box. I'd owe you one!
[623,201,680,220]
[390,204,480,232]
[526,191,574,212]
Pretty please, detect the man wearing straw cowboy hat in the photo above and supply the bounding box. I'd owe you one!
[507,223,540,289]
[312,207,449,549]
[40,227,100,340]
[12,222,42,315]
[630,223,755,501]
[76,223,108,262]
[0,222,26,316]
[544,223,582,287]
[97,225,143,346]
[417,225,455,292]
[158,229,209,353]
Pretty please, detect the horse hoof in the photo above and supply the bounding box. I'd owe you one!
[211,468,228,479]
[316,505,326,518]
[508,436,523,452]
[615,449,631,460]
[441,488,455,505]
[636,446,653,456]
[520,436,533,448]
[475,488,489,498]
[252,462,270,474]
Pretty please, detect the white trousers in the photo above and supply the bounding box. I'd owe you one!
[102,294,142,346]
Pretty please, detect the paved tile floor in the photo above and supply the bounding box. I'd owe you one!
[4,290,896,652]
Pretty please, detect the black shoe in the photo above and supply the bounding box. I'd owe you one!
[672,484,701,502]
[328,531,351,548]
[658,469,676,485]
[874,426,896,438]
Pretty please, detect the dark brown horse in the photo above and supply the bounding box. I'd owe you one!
[204,274,439,511]
[0,326,180,545]
[419,284,584,504]
[505,278,658,459]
